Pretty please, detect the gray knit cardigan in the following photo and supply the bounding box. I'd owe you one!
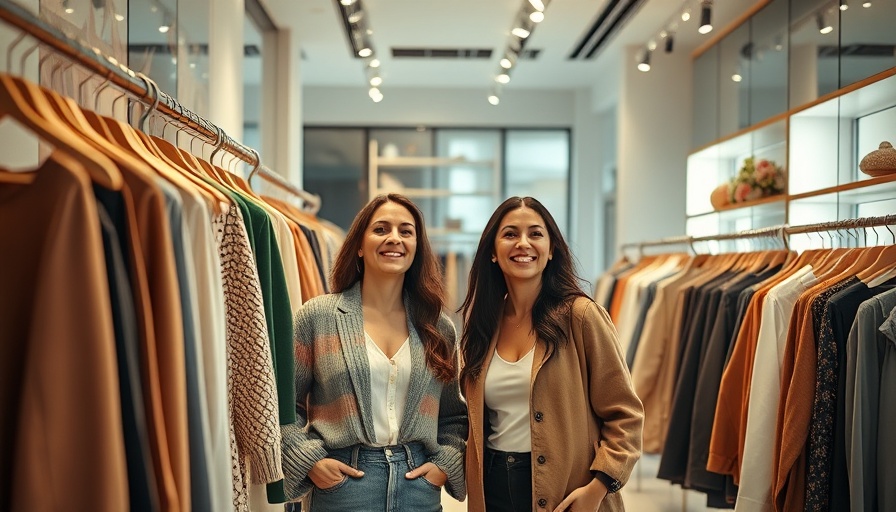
[281,282,468,501]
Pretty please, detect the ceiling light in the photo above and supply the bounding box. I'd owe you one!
[863,2,872,6]
[358,47,372,57]
[63,0,74,14]
[647,39,657,51]
[115,13,124,21]
[496,73,511,84]
[637,50,651,72]
[529,11,544,23]
[817,13,833,34]
[500,57,513,69]
[698,1,713,34]
[511,27,531,38]
[159,24,170,33]
[681,8,691,22]
[340,0,355,5]
[348,10,363,24]
[732,73,743,82]
[190,62,196,69]
[370,75,382,87]
[528,0,545,10]
[839,0,848,10]
[488,95,500,106]
[369,87,383,102]
[369,58,380,68]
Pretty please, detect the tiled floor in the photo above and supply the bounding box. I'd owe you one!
[441,454,723,512]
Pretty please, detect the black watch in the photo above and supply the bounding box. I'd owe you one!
[593,470,622,493]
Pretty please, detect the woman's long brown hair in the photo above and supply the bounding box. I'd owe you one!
[330,193,456,383]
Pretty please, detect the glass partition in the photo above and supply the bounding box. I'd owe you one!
[717,22,751,137]
[749,0,789,123]
[693,45,719,148]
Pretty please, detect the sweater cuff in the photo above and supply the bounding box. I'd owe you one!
[246,438,285,485]
[429,446,466,501]
[281,424,329,501]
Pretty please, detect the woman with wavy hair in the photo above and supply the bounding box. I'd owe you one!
[460,196,643,512]
[281,193,467,511]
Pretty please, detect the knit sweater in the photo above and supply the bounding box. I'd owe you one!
[281,283,468,501]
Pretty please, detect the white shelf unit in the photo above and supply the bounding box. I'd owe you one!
[686,69,896,241]
[368,139,502,240]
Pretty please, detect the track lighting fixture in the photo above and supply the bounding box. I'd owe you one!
[839,0,848,10]
[817,13,833,34]
[63,0,74,14]
[159,20,171,33]
[862,2,872,7]
[665,33,674,53]
[637,50,651,72]
[489,0,550,102]
[681,8,690,22]
[698,1,713,34]
[335,0,383,102]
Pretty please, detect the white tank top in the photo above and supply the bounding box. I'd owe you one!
[483,343,535,452]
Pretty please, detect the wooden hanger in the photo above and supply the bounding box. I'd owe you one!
[0,73,122,190]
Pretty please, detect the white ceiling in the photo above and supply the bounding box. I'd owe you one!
[263,0,753,94]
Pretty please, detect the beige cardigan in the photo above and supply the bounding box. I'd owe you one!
[464,297,644,512]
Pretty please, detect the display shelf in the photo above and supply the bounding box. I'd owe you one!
[370,188,494,198]
[375,156,495,168]
[788,71,896,196]
[713,194,786,212]
[789,174,896,202]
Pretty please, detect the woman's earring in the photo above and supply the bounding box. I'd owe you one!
[491,256,497,263]
[357,257,362,273]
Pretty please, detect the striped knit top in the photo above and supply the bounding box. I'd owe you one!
[281,282,468,501]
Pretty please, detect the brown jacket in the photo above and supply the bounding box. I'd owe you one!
[464,297,644,512]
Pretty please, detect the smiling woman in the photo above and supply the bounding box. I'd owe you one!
[460,196,643,512]
[281,193,468,512]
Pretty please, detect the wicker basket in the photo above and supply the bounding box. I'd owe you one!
[859,141,896,178]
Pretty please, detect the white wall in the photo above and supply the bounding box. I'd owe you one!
[617,45,691,247]
[303,86,575,127]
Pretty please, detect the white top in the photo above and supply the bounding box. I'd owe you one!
[484,343,536,452]
[736,265,816,512]
[365,332,412,446]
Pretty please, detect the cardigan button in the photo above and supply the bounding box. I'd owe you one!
[538,498,547,508]
[534,411,543,422]
[537,455,546,464]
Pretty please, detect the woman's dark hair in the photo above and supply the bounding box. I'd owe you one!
[459,196,588,387]
[331,193,456,382]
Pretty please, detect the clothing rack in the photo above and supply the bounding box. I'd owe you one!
[620,215,896,257]
[249,164,322,214]
[1,1,254,166]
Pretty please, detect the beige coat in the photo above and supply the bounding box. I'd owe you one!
[464,297,644,512]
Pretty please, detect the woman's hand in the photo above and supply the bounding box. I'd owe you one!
[552,478,608,512]
[309,458,364,489]
[405,462,448,487]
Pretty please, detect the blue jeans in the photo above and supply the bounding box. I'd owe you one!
[484,447,532,512]
[310,443,443,512]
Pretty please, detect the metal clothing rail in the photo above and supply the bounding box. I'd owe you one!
[249,164,322,214]
[621,214,896,256]
[0,0,256,165]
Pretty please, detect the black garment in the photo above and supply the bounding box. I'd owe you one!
[94,187,159,512]
[484,448,533,512]
[724,287,757,367]
[299,224,329,293]
[686,267,779,495]
[796,276,855,511]
[805,278,896,512]
[626,281,659,369]
[658,272,736,486]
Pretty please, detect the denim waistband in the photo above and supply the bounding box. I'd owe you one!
[484,447,531,467]
[328,442,428,467]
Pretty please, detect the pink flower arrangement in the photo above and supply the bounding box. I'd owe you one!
[727,157,785,204]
